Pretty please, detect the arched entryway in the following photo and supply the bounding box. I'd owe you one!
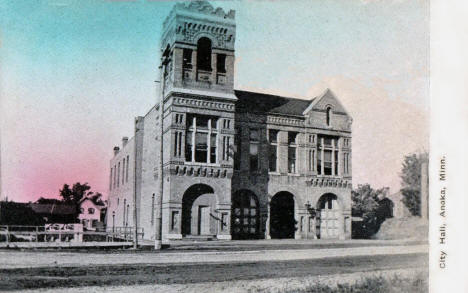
[182,184,216,236]
[231,190,259,240]
[270,191,296,239]
[316,193,342,239]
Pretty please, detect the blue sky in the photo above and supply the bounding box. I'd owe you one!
[0,0,429,201]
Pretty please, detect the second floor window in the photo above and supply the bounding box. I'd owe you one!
[288,132,298,173]
[249,129,259,172]
[88,208,95,215]
[185,114,218,164]
[268,129,278,172]
[317,136,339,176]
[234,128,241,170]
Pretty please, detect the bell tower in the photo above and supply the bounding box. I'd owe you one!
[160,1,236,96]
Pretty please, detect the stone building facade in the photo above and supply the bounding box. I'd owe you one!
[106,1,353,241]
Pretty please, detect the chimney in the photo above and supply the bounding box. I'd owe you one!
[122,137,129,147]
[113,146,120,156]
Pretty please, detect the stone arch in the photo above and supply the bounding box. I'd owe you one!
[181,184,217,236]
[270,191,296,239]
[268,187,304,209]
[316,193,343,239]
[231,189,260,240]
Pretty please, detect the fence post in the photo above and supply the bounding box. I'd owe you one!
[5,226,9,244]
[36,226,39,243]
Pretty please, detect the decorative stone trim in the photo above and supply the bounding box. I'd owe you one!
[173,96,235,111]
[267,116,304,127]
[169,164,233,179]
[307,178,352,188]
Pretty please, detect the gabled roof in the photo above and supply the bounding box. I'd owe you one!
[235,90,314,116]
[79,197,106,208]
[302,88,350,116]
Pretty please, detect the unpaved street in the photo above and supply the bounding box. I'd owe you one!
[0,244,427,269]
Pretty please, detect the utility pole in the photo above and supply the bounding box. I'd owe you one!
[155,49,170,250]
[133,117,139,249]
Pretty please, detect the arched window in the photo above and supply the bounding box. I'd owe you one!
[197,37,212,71]
[326,107,332,126]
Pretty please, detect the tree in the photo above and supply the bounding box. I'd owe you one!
[400,152,428,216]
[89,192,104,205]
[59,182,91,205]
[352,184,390,238]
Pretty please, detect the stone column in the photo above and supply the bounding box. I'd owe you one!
[265,201,271,239]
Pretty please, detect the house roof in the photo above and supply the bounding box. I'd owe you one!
[29,203,76,215]
[235,90,314,116]
[79,197,106,208]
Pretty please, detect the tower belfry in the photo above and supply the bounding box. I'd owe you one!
[160,0,236,98]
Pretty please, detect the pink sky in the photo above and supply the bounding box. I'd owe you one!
[0,0,429,202]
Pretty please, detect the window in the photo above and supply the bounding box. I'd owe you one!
[268,129,278,172]
[123,199,126,226]
[288,132,298,173]
[174,131,183,157]
[126,204,130,226]
[234,128,241,170]
[80,208,84,214]
[269,145,277,172]
[122,158,126,185]
[183,49,192,69]
[268,129,278,143]
[113,166,116,189]
[126,155,129,182]
[288,147,296,173]
[308,149,313,171]
[185,114,218,163]
[222,136,231,161]
[195,132,208,162]
[217,54,226,73]
[249,129,259,172]
[317,136,339,176]
[117,162,120,187]
[288,132,298,145]
[223,119,231,129]
[324,150,332,175]
[326,107,332,126]
[343,153,350,174]
[197,37,212,71]
[88,208,95,215]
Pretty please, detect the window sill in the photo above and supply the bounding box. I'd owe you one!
[287,173,301,177]
[183,161,221,167]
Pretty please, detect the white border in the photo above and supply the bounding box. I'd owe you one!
[430,1,468,292]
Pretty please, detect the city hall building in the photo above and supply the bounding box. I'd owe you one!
[106,1,353,241]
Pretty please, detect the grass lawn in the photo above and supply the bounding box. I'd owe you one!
[259,274,428,293]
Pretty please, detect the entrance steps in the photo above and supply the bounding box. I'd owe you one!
[182,235,216,241]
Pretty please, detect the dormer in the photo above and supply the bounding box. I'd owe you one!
[303,89,352,132]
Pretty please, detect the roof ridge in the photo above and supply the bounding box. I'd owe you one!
[234,89,313,102]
